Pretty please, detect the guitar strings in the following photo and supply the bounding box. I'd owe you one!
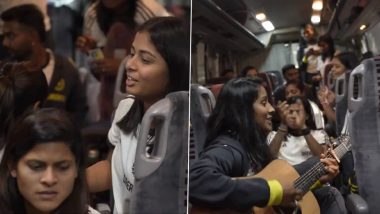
[294,152,332,190]
[294,163,325,193]
[294,148,343,193]
[293,136,350,193]
[294,137,350,193]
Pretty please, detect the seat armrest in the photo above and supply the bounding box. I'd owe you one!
[346,193,369,214]
[96,203,111,214]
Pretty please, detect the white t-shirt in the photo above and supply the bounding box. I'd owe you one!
[305,44,322,74]
[267,130,326,165]
[317,56,332,83]
[108,98,137,214]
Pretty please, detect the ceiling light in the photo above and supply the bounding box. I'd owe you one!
[255,13,267,21]
[262,20,275,31]
[360,24,367,31]
[311,15,321,24]
[312,0,323,11]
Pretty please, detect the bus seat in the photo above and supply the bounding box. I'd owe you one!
[113,57,129,108]
[130,91,189,214]
[257,72,275,104]
[95,203,111,214]
[348,56,380,213]
[335,72,349,135]
[190,84,216,161]
[266,70,284,91]
[346,193,369,214]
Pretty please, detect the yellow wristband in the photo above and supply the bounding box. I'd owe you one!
[310,180,323,190]
[267,180,283,206]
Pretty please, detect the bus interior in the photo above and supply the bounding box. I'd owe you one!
[191,0,380,213]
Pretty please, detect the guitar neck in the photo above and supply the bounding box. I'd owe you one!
[294,135,351,194]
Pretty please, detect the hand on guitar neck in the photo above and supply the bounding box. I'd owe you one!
[318,150,340,185]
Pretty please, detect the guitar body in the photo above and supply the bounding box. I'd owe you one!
[191,159,320,214]
[251,159,320,214]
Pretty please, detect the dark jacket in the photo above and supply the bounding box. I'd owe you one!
[43,54,87,126]
[189,135,270,212]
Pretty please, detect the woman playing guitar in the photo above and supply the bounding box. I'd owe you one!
[189,77,340,214]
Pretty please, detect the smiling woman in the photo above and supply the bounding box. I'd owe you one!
[189,77,340,213]
[0,108,97,214]
[85,16,190,214]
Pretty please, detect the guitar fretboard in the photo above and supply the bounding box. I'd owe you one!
[293,135,351,194]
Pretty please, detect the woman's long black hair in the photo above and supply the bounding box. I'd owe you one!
[334,52,359,71]
[318,34,335,62]
[205,77,273,172]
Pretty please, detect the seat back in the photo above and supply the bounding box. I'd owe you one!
[190,85,216,161]
[348,57,380,212]
[266,70,284,91]
[257,72,275,104]
[113,57,128,108]
[335,72,349,134]
[130,91,189,214]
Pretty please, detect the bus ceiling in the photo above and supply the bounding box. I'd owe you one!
[192,0,379,51]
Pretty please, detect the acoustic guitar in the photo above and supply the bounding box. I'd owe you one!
[191,134,351,214]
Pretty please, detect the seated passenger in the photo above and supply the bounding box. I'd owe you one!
[0,108,99,213]
[273,64,314,103]
[239,65,258,77]
[190,77,339,213]
[285,80,324,129]
[317,52,359,127]
[1,5,87,126]
[318,52,360,196]
[268,96,325,165]
[268,96,347,213]
[221,68,235,80]
[0,66,48,161]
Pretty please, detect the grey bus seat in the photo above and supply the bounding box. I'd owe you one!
[266,70,284,91]
[190,84,216,161]
[257,72,275,104]
[346,193,369,214]
[130,91,189,214]
[334,69,357,197]
[347,57,380,213]
[113,57,129,108]
[335,72,350,135]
